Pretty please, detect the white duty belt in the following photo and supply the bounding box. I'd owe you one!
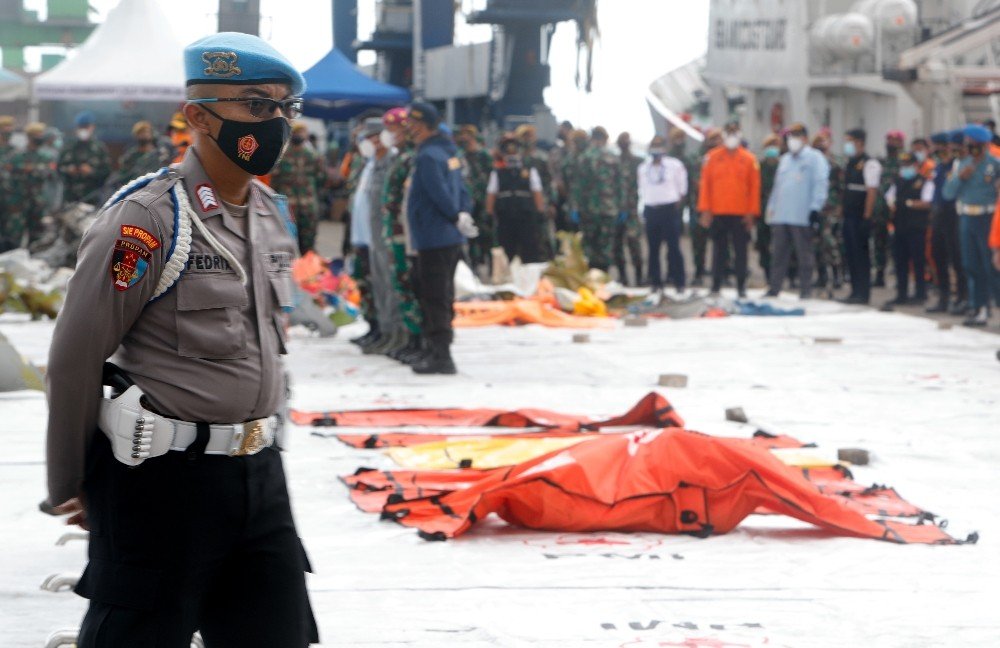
[956,201,995,216]
[99,385,276,467]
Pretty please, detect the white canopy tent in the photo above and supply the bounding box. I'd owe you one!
[0,69,29,102]
[33,0,186,102]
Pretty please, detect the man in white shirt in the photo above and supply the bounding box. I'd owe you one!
[638,135,688,291]
[485,135,546,263]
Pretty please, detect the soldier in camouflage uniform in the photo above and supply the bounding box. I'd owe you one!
[576,126,624,272]
[0,116,16,246]
[379,108,425,364]
[517,125,555,259]
[615,132,644,285]
[57,111,111,205]
[562,130,590,235]
[757,133,782,281]
[873,130,904,287]
[812,134,844,292]
[271,121,327,253]
[455,124,496,270]
[0,116,15,163]
[687,128,721,285]
[117,121,174,183]
[3,122,57,251]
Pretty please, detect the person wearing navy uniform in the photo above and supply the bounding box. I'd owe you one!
[943,124,1000,327]
[43,32,318,647]
[404,102,476,375]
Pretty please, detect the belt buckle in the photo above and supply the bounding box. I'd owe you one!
[230,420,266,457]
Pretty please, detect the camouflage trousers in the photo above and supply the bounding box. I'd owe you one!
[389,240,423,336]
[814,210,843,275]
[468,203,496,270]
[292,204,318,254]
[1,203,45,251]
[613,212,643,285]
[351,247,377,329]
[872,207,890,274]
[579,212,616,271]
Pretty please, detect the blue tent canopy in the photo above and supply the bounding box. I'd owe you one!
[301,48,410,121]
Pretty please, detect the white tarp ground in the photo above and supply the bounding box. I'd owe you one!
[1,293,998,647]
[33,0,186,102]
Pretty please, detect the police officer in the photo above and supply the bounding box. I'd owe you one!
[485,134,546,263]
[882,152,934,309]
[840,128,882,304]
[404,102,476,374]
[943,124,1000,327]
[44,33,318,646]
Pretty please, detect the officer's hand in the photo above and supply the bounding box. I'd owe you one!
[456,211,479,238]
[699,212,713,228]
[570,210,580,225]
[617,211,628,225]
[48,497,89,530]
[993,249,1000,272]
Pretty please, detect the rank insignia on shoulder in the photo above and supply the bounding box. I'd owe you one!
[447,157,462,171]
[110,239,151,291]
[196,183,220,212]
[120,224,160,250]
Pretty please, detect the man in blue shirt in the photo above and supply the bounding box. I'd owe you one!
[926,131,967,313]
[942,124,1000,327]
[405,102,476,373]
[763,123,829,299]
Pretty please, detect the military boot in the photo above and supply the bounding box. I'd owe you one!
[412,342,457,375]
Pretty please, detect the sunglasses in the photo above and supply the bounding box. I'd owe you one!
[189,97,303,119]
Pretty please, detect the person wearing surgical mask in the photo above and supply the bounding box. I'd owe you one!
[881,151,935,310]
[757,133,783,281]
[57,111,111,205]
[839,128,882,304]
[485,135,546,265]
[270,121,328,253]
[697,121,760,297]
[762,123,829,299]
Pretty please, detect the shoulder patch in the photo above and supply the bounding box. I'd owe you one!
[120,224,161,250]
[110,239,151,291]
[196,183,220,212]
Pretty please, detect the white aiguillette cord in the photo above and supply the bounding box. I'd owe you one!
[174,180,249,287]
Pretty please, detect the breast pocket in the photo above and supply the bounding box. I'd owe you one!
[175,276,249,359]
[268,270,295,355]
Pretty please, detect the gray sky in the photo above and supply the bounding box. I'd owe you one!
[23,0,709,141]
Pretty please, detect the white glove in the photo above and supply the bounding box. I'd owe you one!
[456,211,479,238]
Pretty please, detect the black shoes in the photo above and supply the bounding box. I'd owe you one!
[411,350,457,375]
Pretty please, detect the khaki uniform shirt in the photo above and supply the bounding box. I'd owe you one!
[46,149,298,505]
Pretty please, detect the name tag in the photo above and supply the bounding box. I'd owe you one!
[263,251,293,272]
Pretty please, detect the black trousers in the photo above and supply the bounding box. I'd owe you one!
[842,213,872,301]
[893,225,928,300]
[710,216,750,292]
[77,432,317,648]
[497,212,545,263]
[644,203,685,289]
[930,205,967,301]
[416,244,462,349]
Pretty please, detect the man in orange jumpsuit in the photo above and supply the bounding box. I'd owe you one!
[697,121,761,297]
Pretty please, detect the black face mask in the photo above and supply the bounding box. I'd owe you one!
[203,106,291,176]
[969,144,983,157]
[137,137,153,146]
[291,135,306,145]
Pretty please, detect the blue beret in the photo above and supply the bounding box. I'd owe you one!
[184,32,305,95]
[929,132,949,144]
[963,124,991,143]
[949,129,965,144]
[74,111,95,127]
